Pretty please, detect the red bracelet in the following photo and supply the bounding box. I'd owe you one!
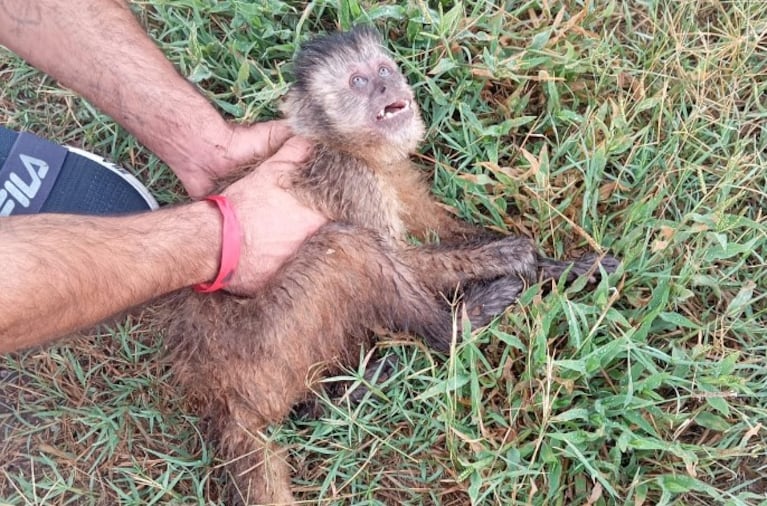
[194,195,242,293]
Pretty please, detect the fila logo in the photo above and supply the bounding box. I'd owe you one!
[0,154,49,216]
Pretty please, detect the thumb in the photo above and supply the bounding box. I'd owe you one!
[253,136,313,185]
[263,135,313,165]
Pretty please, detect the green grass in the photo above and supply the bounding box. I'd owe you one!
[2,0,766,504]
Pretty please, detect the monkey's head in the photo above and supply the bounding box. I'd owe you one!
[281,26,425,161]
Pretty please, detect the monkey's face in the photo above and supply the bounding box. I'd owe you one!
[337,54,424,146]
[282,28,426,159]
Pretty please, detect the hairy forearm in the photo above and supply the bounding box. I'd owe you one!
[0,0,231,183]
[0,203,220,351]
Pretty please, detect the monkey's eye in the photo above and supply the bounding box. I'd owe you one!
[350,75,368,89]
[378,66,392,77]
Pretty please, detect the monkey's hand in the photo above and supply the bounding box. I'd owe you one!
[218,136,327,294]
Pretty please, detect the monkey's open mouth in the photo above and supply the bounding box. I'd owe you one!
[376,100,410,121]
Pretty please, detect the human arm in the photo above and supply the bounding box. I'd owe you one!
[0,137,325,352]
[0,0,281,197]
[0,196,221,352]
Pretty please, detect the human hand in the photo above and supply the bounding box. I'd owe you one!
[175,119,295,198]
[220,136,327,294]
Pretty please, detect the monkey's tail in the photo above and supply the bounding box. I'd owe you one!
[205,404,296,506]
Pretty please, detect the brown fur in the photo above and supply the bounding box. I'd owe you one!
[164,27,617,505]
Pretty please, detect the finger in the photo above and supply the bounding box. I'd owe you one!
[185,179,215,199]
[265,135,313,164]
[249,137,313,186]
[253,137,314,180]
[251,119,294,156]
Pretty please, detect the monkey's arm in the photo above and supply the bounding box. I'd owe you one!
[0,0,292,197]
[399,235,538,292]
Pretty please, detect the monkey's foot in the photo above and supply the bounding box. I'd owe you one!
[293,354,400,418]
[344,354,400,404]
[462,276,526,329]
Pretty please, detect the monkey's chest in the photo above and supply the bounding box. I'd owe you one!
[323,176,405,241]
[295,159,407,242]
[358,177,406,240]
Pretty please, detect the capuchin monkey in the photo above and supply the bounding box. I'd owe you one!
[164,26,619,505]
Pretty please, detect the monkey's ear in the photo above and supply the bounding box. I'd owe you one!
[279,90,315,137]
[279,90,298,118]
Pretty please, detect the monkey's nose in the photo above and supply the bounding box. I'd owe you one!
[379,85,387,94]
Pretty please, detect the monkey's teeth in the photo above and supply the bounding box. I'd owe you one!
[377,100,411,121]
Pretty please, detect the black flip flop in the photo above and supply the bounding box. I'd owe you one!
[0,126,158,216]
